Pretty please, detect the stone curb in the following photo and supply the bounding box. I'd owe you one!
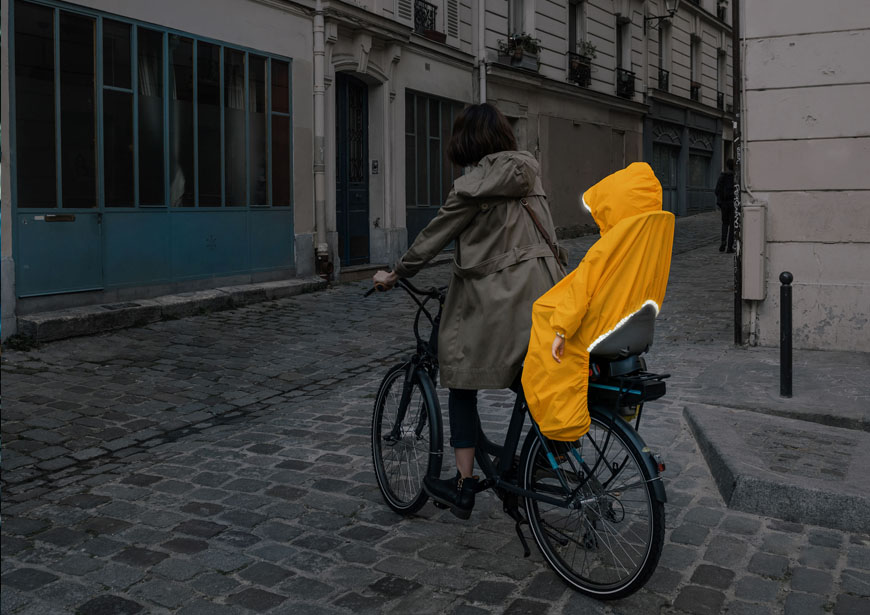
[16,277,327,343]
[684,403,870,532]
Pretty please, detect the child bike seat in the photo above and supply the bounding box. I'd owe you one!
[588,302,657,360]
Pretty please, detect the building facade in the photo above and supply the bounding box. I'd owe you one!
[738,0,870,352]
[0,0,734,340]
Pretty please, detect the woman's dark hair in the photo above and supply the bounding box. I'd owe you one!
[447,103,517,167]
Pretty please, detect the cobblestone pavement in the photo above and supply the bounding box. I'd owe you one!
[2,212,869,614]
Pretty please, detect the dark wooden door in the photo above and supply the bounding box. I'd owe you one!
[335,74,369,266]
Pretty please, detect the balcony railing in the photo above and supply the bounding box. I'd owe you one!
[568,52,592,87]
[717,91,725,110]
[657,67,670,91]
[690,81,701,101]
[616,68,636,99]
[414,0,438,36]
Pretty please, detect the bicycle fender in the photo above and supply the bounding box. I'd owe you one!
[413,369,445,474]
[590,406,668,504]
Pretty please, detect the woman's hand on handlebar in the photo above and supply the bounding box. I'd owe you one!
[372,270,399,292]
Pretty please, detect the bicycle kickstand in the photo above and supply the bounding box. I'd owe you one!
[503,502,531,558]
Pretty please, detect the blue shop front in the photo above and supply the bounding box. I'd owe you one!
[8,0,296,312]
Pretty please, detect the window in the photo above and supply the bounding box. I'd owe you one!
[405,91,465,242]
[509,0,524,35]
[13,0,292,210]
[658,21,671,71]
[616,15,631,70]
[568,0,588,54]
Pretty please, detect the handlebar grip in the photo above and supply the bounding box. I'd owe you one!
[364,283,389,297]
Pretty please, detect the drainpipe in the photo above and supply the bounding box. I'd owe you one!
[478,0,486,103]
[732,0,743,344]
[313,1,332,278]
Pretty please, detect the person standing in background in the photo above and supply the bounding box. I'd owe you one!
[715,158,736,253]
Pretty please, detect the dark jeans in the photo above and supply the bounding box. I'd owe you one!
[448,376,522,449]
[719,203,735,249]
[448,389,479,448]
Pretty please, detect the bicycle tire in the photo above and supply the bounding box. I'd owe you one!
[371,362,442,514]
[520,410,665,599]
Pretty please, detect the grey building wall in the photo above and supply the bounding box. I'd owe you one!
[740,0,870,352]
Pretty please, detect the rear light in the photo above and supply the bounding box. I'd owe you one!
[653,453,666,473]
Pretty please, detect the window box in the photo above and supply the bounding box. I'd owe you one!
[498,33,541,72]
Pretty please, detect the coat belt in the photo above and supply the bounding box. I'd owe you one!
[452,244,555,280]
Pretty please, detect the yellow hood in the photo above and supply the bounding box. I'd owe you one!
[582,162,663,235]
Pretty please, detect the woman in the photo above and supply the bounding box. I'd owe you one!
[373,103,563,519]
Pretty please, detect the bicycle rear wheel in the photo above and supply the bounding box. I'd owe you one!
[371,363,442,514]
[521,411,665,599]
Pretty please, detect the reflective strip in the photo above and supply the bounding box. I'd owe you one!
[587,300,660,353]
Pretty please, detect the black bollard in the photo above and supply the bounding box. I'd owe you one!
[780,272,793,397]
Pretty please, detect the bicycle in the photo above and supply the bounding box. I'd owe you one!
[368,278,669,599]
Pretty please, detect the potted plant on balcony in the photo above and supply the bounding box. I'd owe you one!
[498,33,541,71]
[572,40,597,66]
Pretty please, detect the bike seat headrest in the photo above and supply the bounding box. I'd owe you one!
[589,302,657,361]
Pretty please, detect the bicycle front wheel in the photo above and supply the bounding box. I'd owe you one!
[521,412,665,599]
[371,363,442,514]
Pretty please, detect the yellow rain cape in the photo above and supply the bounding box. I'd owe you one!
[522,162,675,441]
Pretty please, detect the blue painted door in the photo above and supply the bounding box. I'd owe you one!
[335,74,369,266]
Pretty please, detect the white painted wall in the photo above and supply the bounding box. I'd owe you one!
[742,1,870,351]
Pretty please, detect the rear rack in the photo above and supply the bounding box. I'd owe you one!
[588,370,670,409]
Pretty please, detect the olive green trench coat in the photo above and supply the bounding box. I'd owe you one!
[394,150,563,390]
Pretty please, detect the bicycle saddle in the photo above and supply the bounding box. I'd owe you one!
[589,302,656,361]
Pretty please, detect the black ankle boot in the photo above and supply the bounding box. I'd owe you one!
[423,471,478,520]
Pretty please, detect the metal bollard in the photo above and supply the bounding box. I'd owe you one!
[780,272,793,397]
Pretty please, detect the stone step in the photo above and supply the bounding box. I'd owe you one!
[684,403,870,533]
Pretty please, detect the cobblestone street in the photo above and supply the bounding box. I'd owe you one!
[2,212,868,614]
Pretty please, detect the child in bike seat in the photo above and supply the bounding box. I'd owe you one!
[522,162,675,441]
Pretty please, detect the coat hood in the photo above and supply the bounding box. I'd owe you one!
[582,162,663,235]
[454,150,539,200]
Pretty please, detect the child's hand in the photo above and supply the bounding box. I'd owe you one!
[551,335,565,363]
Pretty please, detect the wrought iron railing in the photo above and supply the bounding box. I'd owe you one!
[657,67,670,91]
[414,0,437,35]
[717,91,725,110]
[568,52,592,87]
[690,81,701,101]
[616,67,636,98]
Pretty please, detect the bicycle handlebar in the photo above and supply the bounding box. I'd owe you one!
[364,277,440,300]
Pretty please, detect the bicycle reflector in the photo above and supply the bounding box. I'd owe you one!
[653,453,666,473]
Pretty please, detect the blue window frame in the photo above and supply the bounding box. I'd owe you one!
[11,0,293,211]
